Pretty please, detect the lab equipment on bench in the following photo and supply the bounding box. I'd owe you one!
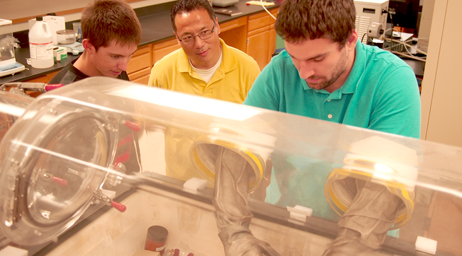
[28,16,54,69]
[355,0,389,44]
[212,0,239,7]
[58,41,84,55]
[0,19,25,77]
[28,15,66,46]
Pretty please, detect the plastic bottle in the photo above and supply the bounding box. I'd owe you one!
[144,225,168,255]
[29,16,54,69]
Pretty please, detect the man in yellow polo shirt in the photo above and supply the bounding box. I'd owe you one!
[148,0,260,181]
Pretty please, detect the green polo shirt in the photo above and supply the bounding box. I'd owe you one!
[244,40,421,224]
[244,40,421,138]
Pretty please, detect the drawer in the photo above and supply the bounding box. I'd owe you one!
[247,26,269,37]
[128,67,151,85]
[127,45,152,74]
[219,16,247,33]
[247,7,279,32]
[248,13,271,31]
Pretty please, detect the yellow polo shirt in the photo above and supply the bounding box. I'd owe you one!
[148,39,260,182]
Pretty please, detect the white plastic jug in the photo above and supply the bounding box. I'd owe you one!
[29,16,54,69]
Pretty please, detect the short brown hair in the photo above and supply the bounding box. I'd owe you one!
[81,0,142,50]
[275,0,356,46]
[170,0,216,32]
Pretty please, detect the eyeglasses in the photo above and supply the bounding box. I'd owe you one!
[178,24,216,44]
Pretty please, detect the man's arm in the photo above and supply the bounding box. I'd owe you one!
[213,146,280,256]
[244,56,282,111]
[326,66,421,255]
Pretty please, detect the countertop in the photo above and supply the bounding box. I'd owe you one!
[0,0,279,84]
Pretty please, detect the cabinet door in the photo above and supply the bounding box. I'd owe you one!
[219,17,247,52]
[129,69,151,85]
[153,38,181,65]
[247,8,279,70]
[247,27,270,70]
[268,23,277,62]
[127,45,152,75]
[127,45,152,85]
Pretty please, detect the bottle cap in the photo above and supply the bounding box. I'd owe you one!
[147,225,168,242]
[36,16,43,21]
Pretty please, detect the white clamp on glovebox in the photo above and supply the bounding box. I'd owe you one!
[415,236,437,255]
[0,246,27,256]
[325,136,419,229]
[183,177,208,192]
[287,205,313,222]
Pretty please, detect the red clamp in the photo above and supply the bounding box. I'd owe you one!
[111,201,127,212]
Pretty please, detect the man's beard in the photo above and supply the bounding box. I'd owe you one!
[306,48,349,91]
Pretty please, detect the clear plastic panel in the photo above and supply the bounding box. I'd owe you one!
[0,90,31,139]
[0,77,459,255]
[0,88,119,245]
[0,90,32,247]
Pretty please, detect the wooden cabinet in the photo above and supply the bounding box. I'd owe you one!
[219,16,247,52]
[247,27,270,70]
[127,44,152,85]
[129,69,151,85]
[152,38,181,65]
[246,8,279,70]
[269,21,277,58]
[24,71,59,83]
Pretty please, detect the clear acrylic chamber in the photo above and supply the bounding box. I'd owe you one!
[0,77,459,256]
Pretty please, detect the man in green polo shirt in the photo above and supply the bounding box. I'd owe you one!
[243,0,421,254]
[245,3,420,138]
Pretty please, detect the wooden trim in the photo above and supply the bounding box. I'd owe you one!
[11,0,145,25]
[152,37,178,50]
[11,7,85,24]
[247,25,269,37]
[219,17,247,33]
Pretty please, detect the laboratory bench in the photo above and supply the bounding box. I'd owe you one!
[0,0,280,85]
